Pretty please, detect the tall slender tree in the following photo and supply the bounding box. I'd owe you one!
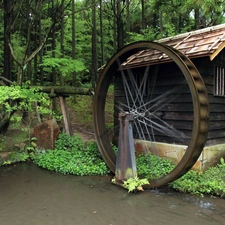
[91,0,98,87]
[3,0,11,81]
[71,0,76,87]
[99,0,105,65]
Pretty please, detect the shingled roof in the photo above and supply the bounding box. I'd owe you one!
[122,23,225,69]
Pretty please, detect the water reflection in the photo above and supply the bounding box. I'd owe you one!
[0,163,224,225]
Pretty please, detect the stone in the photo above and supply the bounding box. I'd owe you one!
[32,119,60,150]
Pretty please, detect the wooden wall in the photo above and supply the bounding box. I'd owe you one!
[193,51,225,146]
[113,50,225,147]
[114,62,194,146]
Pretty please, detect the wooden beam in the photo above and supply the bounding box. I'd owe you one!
[30,86,93,96]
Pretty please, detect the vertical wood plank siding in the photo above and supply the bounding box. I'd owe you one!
[114,62,193,145]
[114,51,225,147]
[194,53,225,146]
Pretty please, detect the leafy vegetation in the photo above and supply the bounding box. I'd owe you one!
[1,0,225,87]
[0,85,57,130]
[0,136,37,166]
[112,176,149,193]
[2,152,29,166]
[33,132,225,197]
[169,158,225,197]
[136,153,225,197]
[33,133,110,176]
[136,153,175,179]
[68,95,93,128]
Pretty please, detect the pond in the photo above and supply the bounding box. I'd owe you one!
[0,163,224,225]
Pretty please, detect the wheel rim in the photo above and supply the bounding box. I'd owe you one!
[93,41,209,188]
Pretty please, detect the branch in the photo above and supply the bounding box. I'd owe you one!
[8,42,22,66]
[24,0,72,64]
[0,76,13,85]
[24,26,52,64]
[10,0,26,34]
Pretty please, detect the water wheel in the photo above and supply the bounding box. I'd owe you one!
[93,41,209,188]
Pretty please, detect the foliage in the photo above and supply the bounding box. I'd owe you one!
[68,94,93,127]
[2,152,29,166]
[41,53,88,85]
[0,137,6,151]
[112,176,149,193]
[1,0,225,86]
[136,153,225,197]
[0,136,37,166]
[33,133,110,176]
[136,153,175,179]
[169,158,225,197]
[32,131,225,197]
[0,85,56,129]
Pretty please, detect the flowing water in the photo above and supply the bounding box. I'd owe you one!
[0,163,224,225]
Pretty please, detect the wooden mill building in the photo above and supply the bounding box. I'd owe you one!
[115,23,225,170]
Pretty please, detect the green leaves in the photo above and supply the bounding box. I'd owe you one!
[136,152,225,197]
[33,133,110,176]
[136,153,175,179]
[169,159,225,197]
[2,152,29,166]
[120,176,149,193]
[41,57,87,77]
[0,85,53,127]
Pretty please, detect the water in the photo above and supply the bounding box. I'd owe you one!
[0,163,224,225]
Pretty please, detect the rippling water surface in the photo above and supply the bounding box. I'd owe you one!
[0,163,224,225]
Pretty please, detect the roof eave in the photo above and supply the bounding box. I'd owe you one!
[209,41,225,61]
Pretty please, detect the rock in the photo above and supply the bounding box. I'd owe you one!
[0,151,12,159]
[32,119,60,150]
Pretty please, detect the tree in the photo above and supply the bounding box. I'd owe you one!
[3,0,12,81]
[4,0,72,85]
[91,0,98,87]
[0,0,225,88]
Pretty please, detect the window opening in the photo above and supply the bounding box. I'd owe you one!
[214,66,225,96]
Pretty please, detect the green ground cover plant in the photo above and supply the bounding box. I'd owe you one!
[169,158,225,197]
[33,133,110,176]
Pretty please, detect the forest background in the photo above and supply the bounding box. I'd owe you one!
[1,0,225,89]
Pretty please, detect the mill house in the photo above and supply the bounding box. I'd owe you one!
[114,23,225,171]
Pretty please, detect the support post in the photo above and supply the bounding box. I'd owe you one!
[115,112,137,184]
[59,96,73,136]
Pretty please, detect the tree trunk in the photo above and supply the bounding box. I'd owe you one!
[113,0,117,51]
[26,0,32,82]
[3,0,11,81]
[39,18,44,85]
[141,0,145,29]
[71,0,76,88]
[116,0,124,49]
[51,0,56,85]
[99,0,105,65]
[126,0,130,42]
[60,9,65,85]
[195,9,200,29]
[91,0,98,87]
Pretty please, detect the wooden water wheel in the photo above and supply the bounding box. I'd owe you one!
[93,41,209,188]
